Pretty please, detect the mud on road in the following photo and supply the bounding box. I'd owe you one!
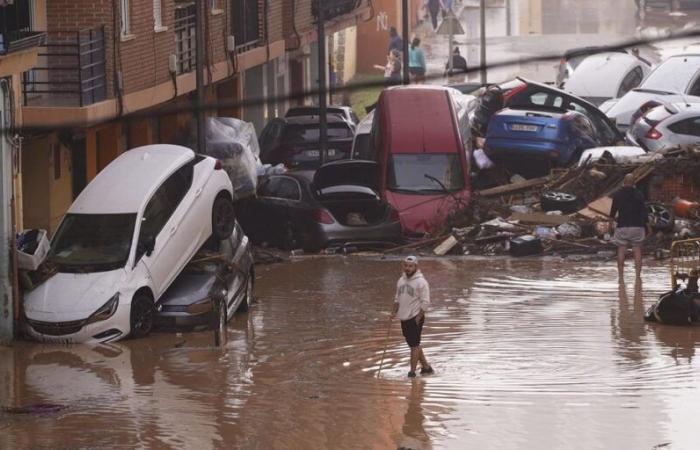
[2,256,700,449]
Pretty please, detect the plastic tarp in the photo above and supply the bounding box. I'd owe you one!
[205,117,261,200]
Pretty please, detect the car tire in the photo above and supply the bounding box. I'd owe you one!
[541,191,580,214]
[212,195,235,240]
[214,298,228,347]
[648,203,674,231]
[238,273,254,313]
[130,293,155,339]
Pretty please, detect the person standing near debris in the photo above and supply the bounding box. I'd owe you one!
[391,256,434,378]
[610,174,651,281]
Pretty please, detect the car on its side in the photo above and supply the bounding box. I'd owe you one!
[237,160,402,251]
[285,105,359,129]
[627,102,700,152]
[603,54,700,131]
[563,52,651,106]
[156,222,254,333]
[23,145,236,344]
[472,77,623,145]
[484,108,601,178]
[555,46,629,87]
[259,115,354,170]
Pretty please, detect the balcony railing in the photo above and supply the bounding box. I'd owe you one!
[0,0,46,55]
[175,3,196,74]
[312,0,362,21]
[22,27,107,107]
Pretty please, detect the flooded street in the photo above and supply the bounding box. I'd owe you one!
[3,257,700,449]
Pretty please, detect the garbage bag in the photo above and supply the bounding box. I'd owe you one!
[16,229,50,271]
[205,117,261,200]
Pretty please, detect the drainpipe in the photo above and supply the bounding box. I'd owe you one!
[317,0,327,165]
[196,0,206,154]
[0,79,13,344]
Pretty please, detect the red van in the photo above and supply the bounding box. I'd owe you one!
[371,87,471,237]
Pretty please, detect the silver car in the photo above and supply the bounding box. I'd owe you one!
[626,102,700,152]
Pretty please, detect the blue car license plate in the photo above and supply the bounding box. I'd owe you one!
[511,124,538,132]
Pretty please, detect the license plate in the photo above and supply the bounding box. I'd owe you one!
[511,124,538,132]
[306,149,337,157]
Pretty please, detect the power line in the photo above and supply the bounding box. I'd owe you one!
[13,27,700,133]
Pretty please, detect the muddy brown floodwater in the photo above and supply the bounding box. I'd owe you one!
[2,257,700,449]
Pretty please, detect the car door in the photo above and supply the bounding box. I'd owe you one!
[138,162,195,296]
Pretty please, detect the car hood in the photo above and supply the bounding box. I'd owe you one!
[159,273,218,307]
[605,90,688,127]
[385,190,470,236]
[24,269,126,322]
[313,160,379,191]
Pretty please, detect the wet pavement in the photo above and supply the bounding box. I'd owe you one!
[3,257,700,449]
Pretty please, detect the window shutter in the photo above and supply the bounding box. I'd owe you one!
[153,0,162,28]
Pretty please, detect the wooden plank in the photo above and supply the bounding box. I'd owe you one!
[587,196,613,216]
[477,176,550,197]
[433,235,458,256]
[509,212,571,225]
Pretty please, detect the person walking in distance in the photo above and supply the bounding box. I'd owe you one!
[426,0,442,31]
[391,256,434,378]
[610,174,651,282]
[409,38,427,83]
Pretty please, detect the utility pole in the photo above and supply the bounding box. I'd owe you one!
[0,135,12,343]
[402,0,410,85]
[480,0,487,84]
[317,0,328,165]
[195,0,206,154]
[505,0,512,36]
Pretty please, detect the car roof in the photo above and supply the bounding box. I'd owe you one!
[563,45,627,60]
[378,87,459,154]
[565,53,643,97]
[69,145,194,214]
[282,115,350,125]
[286,105,350,114]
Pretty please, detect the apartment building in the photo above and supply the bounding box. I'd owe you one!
[17,0,370,234]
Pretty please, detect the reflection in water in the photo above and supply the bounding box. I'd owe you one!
[3,257,700,448]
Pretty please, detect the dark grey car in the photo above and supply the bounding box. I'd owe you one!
[156,223,254,331]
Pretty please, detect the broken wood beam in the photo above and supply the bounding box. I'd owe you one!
[477,176,550,197]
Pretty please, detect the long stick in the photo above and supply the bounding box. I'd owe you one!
[376,317,393,377]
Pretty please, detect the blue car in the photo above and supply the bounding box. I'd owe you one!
[484,108,600,178]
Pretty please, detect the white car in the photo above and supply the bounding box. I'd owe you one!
[350,110,373,160]
[23,145,235,344]
[627,102,700,153]
[563,52,651,106]
[603,54,700,131]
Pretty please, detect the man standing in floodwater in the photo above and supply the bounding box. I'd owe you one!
[392,256,434,378]
[610,174,650,281]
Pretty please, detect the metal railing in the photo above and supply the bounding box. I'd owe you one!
[175,4,196,74]
[232,0,261,53]
[22,26,107,107]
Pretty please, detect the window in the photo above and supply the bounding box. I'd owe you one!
[231,0,261,49]
[387,154,465,194]
[281,124,354,144]
[617,67,644,98]
[120,0,131,36]
[175,4,197,73]
[211,0,219,11]
[153,0,163,28]
[259,177,302,201]
[668,117,700,137]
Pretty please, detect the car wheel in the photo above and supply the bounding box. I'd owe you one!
[238,272,253,313]
[214,298,228,346]
[212,195,236,240]
[541,191,580,214]
[648,203,674,231]
[130,293,155,339]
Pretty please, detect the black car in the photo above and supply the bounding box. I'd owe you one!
[258,115,355,170]
[285,105,359,129]
[237,160,402,252]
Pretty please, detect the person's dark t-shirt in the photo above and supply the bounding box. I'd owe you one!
[610,186,647,228]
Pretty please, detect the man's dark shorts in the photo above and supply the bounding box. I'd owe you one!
[401,315,425,348]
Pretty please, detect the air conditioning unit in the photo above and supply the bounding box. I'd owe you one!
[277,55,287,77]
[168,54,178,74]
[226,35,236,52]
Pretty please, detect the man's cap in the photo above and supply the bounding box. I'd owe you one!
[404,256,418,264]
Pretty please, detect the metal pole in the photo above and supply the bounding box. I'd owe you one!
[195,0,206,154]
[480,0,487,84]
[317,1,327,165]
[402,0,410,85]
[0,111,12,343]
[505,0,512,36]
[448,15,454,75]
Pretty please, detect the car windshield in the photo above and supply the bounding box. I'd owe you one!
[282,124,353,143]
[642,57,700,93]
[352,134,373,160]
[387,154,464,194]
[49,213,136,272]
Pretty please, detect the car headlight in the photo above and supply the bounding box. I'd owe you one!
[87,293,120,324]
[186,297,213,315]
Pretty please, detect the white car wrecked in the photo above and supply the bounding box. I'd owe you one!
[23,145,235,344]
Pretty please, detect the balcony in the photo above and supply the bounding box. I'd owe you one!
[231,0,261,53]
[22,27,107,107]
[312,0,362,21]
[0,0,46,56]
[175,4,196,74]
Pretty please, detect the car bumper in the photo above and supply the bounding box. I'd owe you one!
[311,221,403,248]
[155,310,214,330]
[23,314,128,344]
